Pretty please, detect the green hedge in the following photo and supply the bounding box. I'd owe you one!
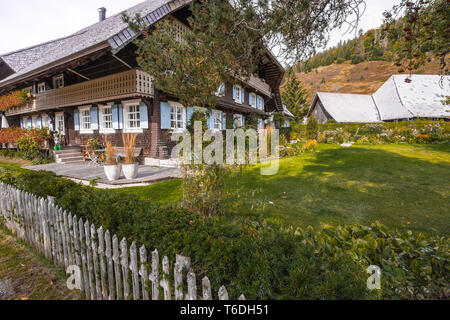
[0,166,448,300]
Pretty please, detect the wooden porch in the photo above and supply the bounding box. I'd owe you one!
[5,69,154,116]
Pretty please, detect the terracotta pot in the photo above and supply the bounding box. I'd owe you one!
[122,163,139,180]
[104,164,121,181]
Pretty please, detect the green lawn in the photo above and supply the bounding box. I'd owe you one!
[116,144,450,235]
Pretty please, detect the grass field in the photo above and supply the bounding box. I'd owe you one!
[116,144,450,235]
[0,226,82,300]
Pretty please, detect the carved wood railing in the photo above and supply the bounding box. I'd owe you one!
[5,69,154,116]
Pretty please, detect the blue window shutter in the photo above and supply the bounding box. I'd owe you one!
[140,102,149,129]
[187,106,194,125]
[242,115,246,127]
[222,112,227,130]
[74,110,80,131]
[118,104,124,129]
[20,118,23,128]
[37,116,42,128]
[112,105,119,129]
[91,107,99,130]
[160,102,171,129]
[241,88,245,104]
[249,93,253,106]
[232,85,236,100]
[261,97,265,110]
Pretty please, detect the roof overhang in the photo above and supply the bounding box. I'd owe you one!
[0,42,110,90]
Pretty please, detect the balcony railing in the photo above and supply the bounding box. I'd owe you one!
[243,75,271,97]
[5,69,154,116]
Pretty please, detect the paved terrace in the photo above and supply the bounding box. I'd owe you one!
[24,162,182,189]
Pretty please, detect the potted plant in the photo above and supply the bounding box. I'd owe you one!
[103,139,121,181]
[122,133,138,179]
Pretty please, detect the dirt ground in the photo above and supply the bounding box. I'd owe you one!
[0,226,83,300]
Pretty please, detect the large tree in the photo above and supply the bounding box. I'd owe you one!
[383,0,450,76]
[124,0,367,108]
[281,76,309,123]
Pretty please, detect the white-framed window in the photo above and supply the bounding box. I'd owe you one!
[234,84,243,104]
[257,95,264,110]
[32,116,39,128]
[23,86,34,95]
[53,75,64,89]
[42,114,49,128]
[55,112,65,134]
[171,17,189,43]
[123,100,142,133]
[170,101,186,130]
[79,106,92,133]
[213,110,223,130]
[21,117,28,128]
[250,92,257,108]
[37,82,46,93]
[233,114,243,128]
[215,83,225,97]
[99,104,114,133]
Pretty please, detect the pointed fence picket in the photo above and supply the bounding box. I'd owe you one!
[0,182,245,301]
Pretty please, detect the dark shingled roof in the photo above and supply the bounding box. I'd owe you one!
[0,0,174,86]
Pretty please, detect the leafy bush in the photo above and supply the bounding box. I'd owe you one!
[306,115,319,140]
[16,128,52,164]
[0,166,448,300]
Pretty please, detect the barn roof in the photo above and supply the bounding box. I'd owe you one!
[309,74,449,122]
[378,74,449,120]
[311,92,381,123]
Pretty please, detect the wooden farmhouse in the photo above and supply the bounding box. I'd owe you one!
[0,0,284,163]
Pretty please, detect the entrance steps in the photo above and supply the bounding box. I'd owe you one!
[54,147,85,164]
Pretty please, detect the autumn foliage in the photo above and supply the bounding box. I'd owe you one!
[0,127,27,144]
[0,90,32,112]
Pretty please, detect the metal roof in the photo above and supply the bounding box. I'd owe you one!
[313,92,381,123]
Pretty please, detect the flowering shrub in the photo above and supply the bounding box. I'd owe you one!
[0,90,32,111]
[288,120,450,145]
[0,127,26,144]
[16,128,52,164]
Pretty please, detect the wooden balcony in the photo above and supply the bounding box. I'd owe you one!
[5,69,154,116]
[242,75,271,97]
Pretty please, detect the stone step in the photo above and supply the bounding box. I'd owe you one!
[57,156,85,163]
[54,148,82,155]
[56,152,84,159]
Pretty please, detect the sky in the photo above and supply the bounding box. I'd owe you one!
[0,0,397,55]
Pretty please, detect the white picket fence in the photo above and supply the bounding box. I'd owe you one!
[0,182,245,300]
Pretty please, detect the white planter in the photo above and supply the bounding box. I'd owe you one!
[104,165,121,181]
[122,163,139,180]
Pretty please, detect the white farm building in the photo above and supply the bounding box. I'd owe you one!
[307,75,450,123]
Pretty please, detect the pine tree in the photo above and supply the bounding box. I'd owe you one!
[281,76,309,123]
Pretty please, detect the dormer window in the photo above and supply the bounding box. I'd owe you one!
[53,75,64,89]
[37,82,46,93]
